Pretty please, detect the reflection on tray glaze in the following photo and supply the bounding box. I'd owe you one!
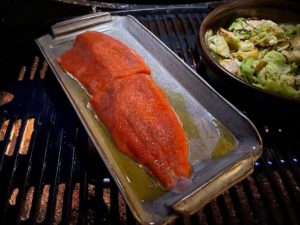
[210,119,237,159]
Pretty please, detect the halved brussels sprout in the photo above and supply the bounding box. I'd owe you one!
[217,28,240,50]
[239,40,254,52]
[275,41,290,52]
[280,74,295,87]
[280,24,297,36]
[220,59,240,76]
[232,48,259,61]
[290,50,300,63]
[263,50,286,64]
[240,58,256,83]
[206,35,231,58]
[292,36,300,49]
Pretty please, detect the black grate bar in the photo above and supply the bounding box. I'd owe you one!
[169,15,191,65]
[60,135,77,225]
[78,170,88,225]
[2,103,44,220]
[217,191,239,225]
[43,128,64,225]
[253,169,286,224]
[129,12,205,67]
[3,125,36,221]
[154,14,172,49]
[0,57,51,219]
[242,176,271,225]
[21,128,51,225]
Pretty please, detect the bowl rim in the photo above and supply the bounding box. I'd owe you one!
[199,0,300,104]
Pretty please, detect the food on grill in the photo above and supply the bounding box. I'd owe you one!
[60,31,192,190]
[205,18,300,98]
[59,31,151,94]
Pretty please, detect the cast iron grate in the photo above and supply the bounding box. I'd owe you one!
[0,5,300,225]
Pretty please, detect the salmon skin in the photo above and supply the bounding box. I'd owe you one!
[60,31,192,190]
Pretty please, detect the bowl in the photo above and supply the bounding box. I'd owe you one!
[198,0,300,122]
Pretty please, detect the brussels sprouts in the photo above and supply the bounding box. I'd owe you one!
[252,33,278,47]
[205,29,213,43]
[232,48,259,61]
[206,35,231,58]
[290,50,300,63]
[258,49,268,60]
[247,20,263,29]
[228,18,254,40]
[217,28,241,50]
[206,18,300,99]
[256,67,267,85]
[220,59,240,76]
[239,40,254,52]
[275,41,290,52]
[250,20,285,46]
[292,36,300,49]
[297,24,300,35]
[254,60,267,73]
[263,50,286,64]
[240,58,256,83]
[295,75,300,88]
[265,62,280,81]
[229,18,254,32]
[280,24,297,36]
[280,74,295,87]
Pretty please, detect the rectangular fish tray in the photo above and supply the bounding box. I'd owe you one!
[36,12,262,225]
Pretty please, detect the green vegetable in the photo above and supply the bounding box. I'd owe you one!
[265,62,280,80]
[262,80,300,97]
[218,28,241,50]
[240,58,255,83]
[280,24,297,36]
[229,18,254,40]
[207,35,231,58]
[220,59,240,76]
[232,47,259,60]
[291,50,300,63]
[205,29,213,43]
[205,17,300,99]
[239,40,254,52]
[292,36,300,49]
[263,50,286,64]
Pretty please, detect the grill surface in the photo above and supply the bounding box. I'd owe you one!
[1,2,300,225]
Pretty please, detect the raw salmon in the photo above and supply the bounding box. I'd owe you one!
[60,31,151,94]
[60,31,191,190]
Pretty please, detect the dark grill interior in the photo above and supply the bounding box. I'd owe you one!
[1,2,300,225]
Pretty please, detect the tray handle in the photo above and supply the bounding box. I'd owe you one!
[51,12,112,37]
[171,157,255,215]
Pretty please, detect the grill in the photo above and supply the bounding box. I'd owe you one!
[1,1,300,225]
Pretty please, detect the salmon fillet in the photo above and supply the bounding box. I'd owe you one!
[60,31,151,94]
[60,31,191,190]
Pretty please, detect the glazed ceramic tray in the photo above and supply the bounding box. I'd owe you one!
[36,12,262,225]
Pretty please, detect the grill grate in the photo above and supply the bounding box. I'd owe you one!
[1,4,300,225]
